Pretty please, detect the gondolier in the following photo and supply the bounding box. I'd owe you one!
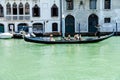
[95,24,101,38]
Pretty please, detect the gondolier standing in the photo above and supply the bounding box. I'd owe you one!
[95,24,101,38]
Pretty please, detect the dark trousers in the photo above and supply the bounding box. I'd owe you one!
[96,31,100,38]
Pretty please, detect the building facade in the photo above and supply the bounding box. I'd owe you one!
[0,0,120,35]
[0,0,60,34]
[62,0,120,35]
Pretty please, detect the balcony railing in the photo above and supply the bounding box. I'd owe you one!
[5,15,30,21]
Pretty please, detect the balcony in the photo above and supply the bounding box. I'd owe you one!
[5,15,30,21]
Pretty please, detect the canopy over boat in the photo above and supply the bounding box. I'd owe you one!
[24,31,114,44]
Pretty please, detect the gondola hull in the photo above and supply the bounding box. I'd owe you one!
[24,32,114,44]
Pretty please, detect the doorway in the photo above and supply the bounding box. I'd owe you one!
[0,24,4,33]
[88,14,98,32]
[65,15,75,35]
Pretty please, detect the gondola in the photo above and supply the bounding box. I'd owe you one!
[24,31,114,44]
[13,33,23,39]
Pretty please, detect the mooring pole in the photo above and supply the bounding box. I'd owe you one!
[116,22,118,36]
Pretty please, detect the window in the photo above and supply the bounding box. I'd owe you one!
[51,4,58,17]
[104,18,111,23]
[19,3,23,15]
[0,4,4,17]
[8,24,15,32]
[52,23,58,31]
[104,0,111,9]
[90,0,97,9]
[25,3,30,15]
[66,0,73,10]
[33,23,43,33]
[6,3,11,15]
[32,4,40,17]
[13,2,17,15]
[18,23,28,32]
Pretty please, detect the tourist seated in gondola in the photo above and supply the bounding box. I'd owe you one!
[79,34,82,41]
[49,34,55,41]
[74,34,79,40]
[66,34,71,40]
[74,34,82,41]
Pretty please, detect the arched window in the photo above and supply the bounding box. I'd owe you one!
[52,23,58,31]
[90,0,97,9]
[104,0,111,9]
[6,3,11,15]
[25,2,30,14]
[66,0,73,10]
[51,4,58,17]
[0,4,4,17]
[13,2,17,15]
[19,3,23,15]
[32,4,40,17]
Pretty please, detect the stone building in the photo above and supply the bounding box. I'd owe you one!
[62,0,120,35]
[0,0,120,35]
[0,0,60,34]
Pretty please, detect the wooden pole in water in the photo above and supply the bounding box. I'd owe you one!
[116,22,118,36]
[60,0,62,37]
[79,23,81,39]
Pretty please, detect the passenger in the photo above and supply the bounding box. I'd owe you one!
[79,34,82,41]
[49,34,55,41]
[74,34,82,41]
[74,34,79,40]
[66,34,71,40]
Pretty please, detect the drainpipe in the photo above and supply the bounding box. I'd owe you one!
[62,15,65,37]
[60,0,62,37]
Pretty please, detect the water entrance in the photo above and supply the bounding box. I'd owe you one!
[88,14,98,32]
[65,15,75,35]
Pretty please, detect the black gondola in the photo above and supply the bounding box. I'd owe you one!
[24,31,114,44]
[13,33,23,39]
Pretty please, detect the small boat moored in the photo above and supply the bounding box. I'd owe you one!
[0,33,13,39]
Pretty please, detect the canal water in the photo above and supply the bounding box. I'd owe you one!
[0,37,120,80]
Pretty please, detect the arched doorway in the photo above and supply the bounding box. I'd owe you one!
[65,15,75,35]
[18,23,28,32]
[88,14,98,32]
[0,24,4,33]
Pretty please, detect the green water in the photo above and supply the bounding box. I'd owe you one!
[0,37,120,80]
